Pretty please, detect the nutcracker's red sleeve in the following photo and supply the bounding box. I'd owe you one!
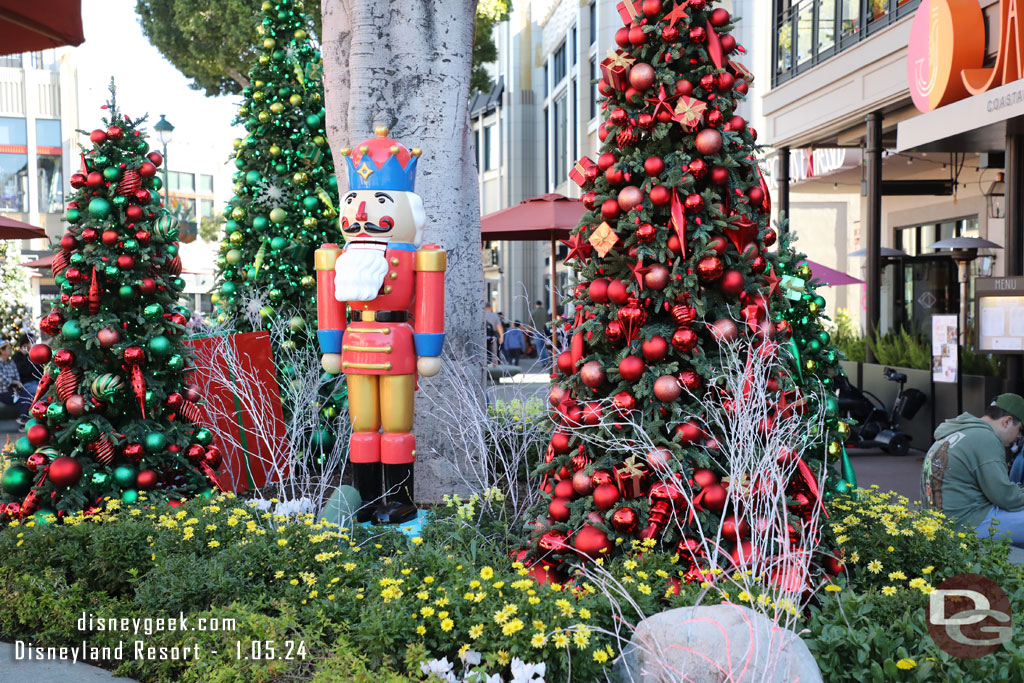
[413,244,446,356]
[315,244,346,354]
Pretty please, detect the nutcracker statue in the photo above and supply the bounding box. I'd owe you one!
[316,126,445,525]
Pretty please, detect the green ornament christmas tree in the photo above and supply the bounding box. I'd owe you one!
[213,0,340,352]
[0,84,218,522]
[518,0,853,585]
[0,240,33,343]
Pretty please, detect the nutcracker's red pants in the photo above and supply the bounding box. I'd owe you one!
[347,374,416,465]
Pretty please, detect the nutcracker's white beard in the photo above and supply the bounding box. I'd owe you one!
[334,243,389,302]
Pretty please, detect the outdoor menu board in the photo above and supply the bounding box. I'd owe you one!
[976,277,1024,353]
[932,314,959,383]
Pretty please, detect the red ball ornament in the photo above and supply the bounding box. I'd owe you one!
[706,109,725,128]
[589,278,610,303]
[139,161,157,178]
[654,374,682,402]
[636,223,656,243]
[642,335,669,361]
[29,344,52,364]
[136,469,158,490]
[642,0,663,17]
[613,391,636,412]
[618,355,646,382]
[49,456,83,487]
[81,228,99,243]
[139,278,157,295]
[598,120,612,140]
[683,193,705,214]
[605,165,625,185]
[106,125,123,140]
[572,470,594,496]
[748,186,765,207]
[582,190,597,210]
[615,27,631,49]
[89,129,107,144]
[31,400,47,420]
[718,73,736,93]
[53,349,75,368]
[735,80,749,95]
[580,361,607,388]
[709,236,728,255]
[644,263,670,290]
[763,228,777,247]
[134,188,152,204]
[601,198,621,220]
[671,326,698,352]
[638,112,655,129]
[688,159,709,181]
[628,25,647,46]
[721,33,737,54]
[123,443,145,462]
[649,184,671,206]
[611,507,638,534]
[751,255,767,274]
[667,233,683,255]
[573,524,613,558]
[644,156,665,177]
[548,497,571,522]
[697,255,723,281]
[27,424,49,446]
[101,229,119,246]
[662,25,679,42]
[709,318,739,342]
[96,328,120,348]
[69,173,86,189]
[66,395,86,416]
[592,483,621,511]
[628,63,655,91]
[554,479,575,500]
[607,279,630,304]
[675,421,703,444]
[689,26,706,43]
[695,128,724,155]
[551,431,571,454]
[720,270,745,296]
[692,468,718,489]
[605,320,625,345]
[597,151,617,171]
[722,515,751,540]
[146,151,163,167]
[60,233,77,251]
[582,402,602,426]
[123,346,145,365]
[675,79,693,96]
[646,447,673,471]
[730,541,759,567]
[702,484,728,511]
[710,8,731,26]
[117,255,135,270]
[711,166,730,185]
[679,370,701,390]
[699,74,717,92]
[617,185,644,212]
[87,171,105,188]
[609,107,628,126]
[557,351,575,375]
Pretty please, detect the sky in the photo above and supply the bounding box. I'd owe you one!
[74,0,243,185]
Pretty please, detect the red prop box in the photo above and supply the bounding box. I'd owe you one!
[616,0,641,25]
[600,49,635,91]
[569,156,597,188]
[614,456,649,499]
[184,331,288,492]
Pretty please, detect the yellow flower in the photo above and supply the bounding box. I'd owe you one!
[921,565,934,575]
[882,586,897,596]
[531,633,546,648]
[896,658,917,670]
[849,552,860,564]
[208,540,220,548]
[624,559,638,570]
[593,650,609,663]
[887,545,895,552]
[888,571,907,581]
[638,583,652,595]
[480,566,494,581]
[552,633,569,648]
[421,607,435,618]
[496,650,510,666]
[416,625,426,636]
[909,578,926,590]
[921,584,935,594]
[824,584,842,593]
[572,626,592,649]
[277,538,288,546]
[441,618,454,632]
[343,563,356,571]
[424,576,435,584]
[290,579,299,586]
[502,618,524,636]
[469,624,484,639]
[579,608,591,619]
[867,560,883,574]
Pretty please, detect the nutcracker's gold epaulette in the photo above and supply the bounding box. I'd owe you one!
[415,244,446,272]
[315,244,342,270]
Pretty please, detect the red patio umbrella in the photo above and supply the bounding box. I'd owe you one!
[801,259,864,286]
[0,215,47,240]
[20,253,53,270]
[481,193,586,324]
[0,1,84,55]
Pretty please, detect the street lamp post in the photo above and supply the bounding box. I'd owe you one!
[153,114,175,208]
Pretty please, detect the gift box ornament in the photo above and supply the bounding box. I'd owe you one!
[601,49,636,91]
[615,456,649,498]
[616,0,642,25]
[569,156,597,188]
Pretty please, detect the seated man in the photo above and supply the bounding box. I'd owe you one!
[922,394,1024,546]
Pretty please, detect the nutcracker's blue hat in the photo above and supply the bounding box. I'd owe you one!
[342,126,420,192]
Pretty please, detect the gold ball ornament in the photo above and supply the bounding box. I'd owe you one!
[312,92,321,103]
[837,421,851,440]
[289,94,302,106]
[258,111,270,123]
[232,138,242,149]
[294,29,307,39]
[302,216,317,228]
[263,38,275,49]
[322,354,343,375]
[261,1,272,10]
[231,207,246,220]
[293,171,309,185]
[253,91,264,101]
[269,207,287,224]
[259,55,269,65]
[226,249,242,265]
[229,231,244,245]
[270,102,284,114]
[314,136,326,146]
[828,441,842,456]
[210,293,221,305]
[269,145,281,157]
[805,359,817,372]
[808,302,820,315]
[217,313,228,324]
[300,275,315,288]
[796,264,812,279]
[254,80,265,87]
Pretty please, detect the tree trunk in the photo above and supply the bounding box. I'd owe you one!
[322,0,484,501]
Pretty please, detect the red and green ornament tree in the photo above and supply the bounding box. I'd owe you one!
[212,0,340,352]
[519,0,854,582]
[0,85,219,522]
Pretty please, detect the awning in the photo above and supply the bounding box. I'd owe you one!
[480,193,584,242]
[0,216,47,240]
[802,259,863,286]
[0,1,84,56]
[20,254,52,269]
[897,77,1024,153]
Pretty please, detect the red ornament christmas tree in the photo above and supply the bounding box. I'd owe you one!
[519,0,855,584]
[0,83,221,523]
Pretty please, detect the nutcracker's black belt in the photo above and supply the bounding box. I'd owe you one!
[350,310,408,323]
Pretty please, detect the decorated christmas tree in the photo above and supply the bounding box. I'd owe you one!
[0,241,34,343]
[0,85,219,522]
[212,0,340,352]
[519,0,854,583]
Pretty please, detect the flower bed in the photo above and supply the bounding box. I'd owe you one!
[0,487,1022,681]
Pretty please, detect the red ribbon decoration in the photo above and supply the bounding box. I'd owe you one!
[670,188,686,250]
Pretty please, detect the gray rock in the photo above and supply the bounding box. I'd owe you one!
[614,603,822,683]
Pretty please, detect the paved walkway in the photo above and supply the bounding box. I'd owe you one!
[0,641,138,682]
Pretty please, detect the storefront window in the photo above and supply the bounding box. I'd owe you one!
[797,1,814,65]
[869,0,888,21]
[0,154,27,212]
[0,117,27,145]
[818,0,836,53]
[841,0,860,39]
[199,174,213,193]
[37,156,62,213]
[554,92,568,186]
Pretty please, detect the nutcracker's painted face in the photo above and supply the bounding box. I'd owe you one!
[340,189,425,245]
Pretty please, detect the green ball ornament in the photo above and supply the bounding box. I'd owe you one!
[75,422,100,442]
[91,472,109,486]
[88,198,111,218]
[288,316,306,332]
[94,155,109,166]
[221,282,237,296]
[305,113,321,128]
[103,167,119,181]
[123,238,139,254]
[194,428,213,446]
[144,303,163,320]
[122,489,138,504]
[105,265,120,279]
[153,214,180,241]
[226,249,242,265]
[813,295,826,308]
[14,437,33,458]
[70,252,84,264]
[172,277,186,291]
[112,195,127,207]
[167,354,185,371]
[234,158,245,170]
[225,220,239,234]
[269,208,287,224]
[807,340,821,353]
[45,403,67,422]
[148,336,171,356]
[119,285,135,299]
[302,195,319,211]
[166,244,178,257]
[253,216,269,231]
[327,175,337,190]
[144,432,167,453]
[270,236,287,250]
[268,288,283,303]
[60,280,75,295]
[2,465,33,496]
[274,163,287,174]
[61,320,83,340]
[818,331,830,346]
[311,429,335,448]
[65,208,80,222]
[150,176,162,191]
[245,170,262,185]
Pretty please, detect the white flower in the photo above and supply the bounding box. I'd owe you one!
[274,497,314,517]
[464,673,502,683]
[251,498,272,511]
[420,657,456,682]
[460,649,482,667]
[509,658,545,683]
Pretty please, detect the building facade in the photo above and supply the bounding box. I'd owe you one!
[474,0,768,325]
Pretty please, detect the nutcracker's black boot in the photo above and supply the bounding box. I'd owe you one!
[352,461,382,524]
[374,463,417,525]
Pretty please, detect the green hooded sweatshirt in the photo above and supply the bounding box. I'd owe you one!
[922,413,1024,530]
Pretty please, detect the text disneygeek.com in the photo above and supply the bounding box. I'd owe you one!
[9,612,307,663]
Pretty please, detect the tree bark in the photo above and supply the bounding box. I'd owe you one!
[322,0,484,501]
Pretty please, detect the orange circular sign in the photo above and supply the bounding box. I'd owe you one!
[908,0,985,112]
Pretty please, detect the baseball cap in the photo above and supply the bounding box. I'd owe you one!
[992,394,1024,423]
